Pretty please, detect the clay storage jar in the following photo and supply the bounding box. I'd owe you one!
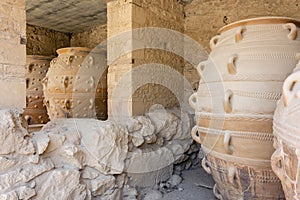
[23,55,53,125]
[189,17,300,200]
[272,65,300,199]
[43,47,107,120]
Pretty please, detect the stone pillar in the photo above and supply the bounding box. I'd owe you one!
[107,0,184,119]
[0,0,26,109]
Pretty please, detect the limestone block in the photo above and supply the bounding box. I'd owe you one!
[0,158,53,191]
[33,169,86,200]
[39,119,128,174]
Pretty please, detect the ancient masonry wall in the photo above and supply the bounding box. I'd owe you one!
[107,0,185,118]
[0,0,26,109]
[26,24,70,56]
[70,24,107,49]
[184,0,300,51]
[131,0,185,115]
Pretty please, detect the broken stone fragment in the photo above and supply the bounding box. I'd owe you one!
[134,116,155,137]
[0,110,35,155]
[144,134,157,144]
[31,132,49,155]
[81,166,100,180]
[131,132,144,147]
[89,174,115,196]
[126,118,142,133]
[62,142,85,169]
[146,104,169,134]
[158,113,179,141]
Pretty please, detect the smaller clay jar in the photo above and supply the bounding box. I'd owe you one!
[272,70,300,199]
[23,55,53,125]
[43,47,107,120]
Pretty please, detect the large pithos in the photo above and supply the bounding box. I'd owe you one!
[189,17,300,199]
[272,65,300,199]
[24,55,53,125]
[43,47,107,120]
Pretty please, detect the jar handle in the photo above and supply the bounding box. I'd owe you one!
[227,54,238,75]
[223,89,233,113]
[283,23,298,40]
[228,167,238,187]
[235,26,246,43]
[191,126,203,144]
[213,184,223,200]
[210,35,221,49]
[271,148,284,181]
[282,71,300,106]
[201,157,212,174]
[224,131,234,154]
[197,61,206,77]
[189,93,197,110]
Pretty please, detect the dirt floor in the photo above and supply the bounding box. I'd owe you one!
[162,166,216,200]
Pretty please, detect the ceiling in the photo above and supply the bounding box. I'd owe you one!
[26,0,107,33]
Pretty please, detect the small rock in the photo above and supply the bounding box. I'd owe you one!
[32,133,50,155]
[168,174,182,187]
[131,133,144,147]
[144,134,157,144]
[90,174,115,196]
[144,190,163,200]
[126,119,142,133]
[178,187,184,191]
[156,137,164,146]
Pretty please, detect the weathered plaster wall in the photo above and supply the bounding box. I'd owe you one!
[0,0,26,109]
[71,24,107,49]
[26,24,70,56]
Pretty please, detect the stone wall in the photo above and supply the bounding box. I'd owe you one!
[131,0,185,115]
[71,24,107,49]
[0,0,26,109]
[107,0,185,118]
[26,24,70,56]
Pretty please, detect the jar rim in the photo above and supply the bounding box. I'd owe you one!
[218,16,300,33]
[56,47,91,55]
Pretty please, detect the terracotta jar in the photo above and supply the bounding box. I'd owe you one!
[23,55,53,125]
[43,47,107,120]
[189,17,300,200]
[272,68,300,199]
